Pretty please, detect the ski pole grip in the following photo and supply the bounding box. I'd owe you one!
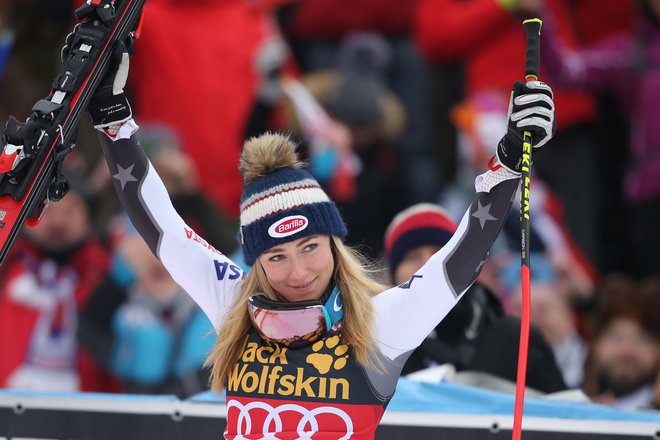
[523,18,542,81]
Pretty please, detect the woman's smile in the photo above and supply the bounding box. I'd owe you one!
[290,277,317,290]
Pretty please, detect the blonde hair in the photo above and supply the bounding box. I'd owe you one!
[205,235,387,393]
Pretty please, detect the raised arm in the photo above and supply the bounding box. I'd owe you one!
[374,80,555,360]
[90,42,243,328]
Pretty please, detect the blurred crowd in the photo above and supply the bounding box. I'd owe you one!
[0,0,658,412]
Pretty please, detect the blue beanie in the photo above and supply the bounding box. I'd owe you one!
[239,161,347,267]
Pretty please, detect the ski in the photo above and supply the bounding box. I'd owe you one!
[0,0,146,267]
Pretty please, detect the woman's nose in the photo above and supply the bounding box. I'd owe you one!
[288,257,308,281]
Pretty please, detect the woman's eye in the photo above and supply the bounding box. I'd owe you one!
[303,243,318,252]
[269,254,285,262]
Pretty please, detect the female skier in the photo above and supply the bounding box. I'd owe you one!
[89,42,555,439]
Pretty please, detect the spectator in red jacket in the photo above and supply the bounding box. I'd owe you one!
[0,176,117,392]
[414,0,602,269]
[539,0,660,277]
[129,0,282,218]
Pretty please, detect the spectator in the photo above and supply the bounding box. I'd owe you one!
[581,275,660,410]
[277,0,442,205]
[0,174,117,392]
[90,125,239,254]
[129,0,282,218]
[284,33,408,259]
[488,191,596,388]
[0,1,76,131]
[384,203,567,393]
[79,227,215,398]
[569,0,634,45]
[414,0,602,268]
[502,255,588,388]
[540,0,660,277]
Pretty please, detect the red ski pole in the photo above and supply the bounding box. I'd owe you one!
[512,17,542,440]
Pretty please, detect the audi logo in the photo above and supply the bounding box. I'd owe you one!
[226,400,354,439]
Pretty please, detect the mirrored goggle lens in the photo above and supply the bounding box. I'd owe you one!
[248,302,329,348]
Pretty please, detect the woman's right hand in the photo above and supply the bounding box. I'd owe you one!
[495,80,555,174]
[88,38,134,131]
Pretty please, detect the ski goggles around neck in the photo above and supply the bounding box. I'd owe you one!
[247,287,344,349]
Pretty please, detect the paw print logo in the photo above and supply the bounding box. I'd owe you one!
[305,335,349,374]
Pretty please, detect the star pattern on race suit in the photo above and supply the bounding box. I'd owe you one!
[472,201,497,229]
[113,163,138,190]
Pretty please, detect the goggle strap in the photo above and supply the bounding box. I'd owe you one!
[324,286,344,328]
[321,307,332,332]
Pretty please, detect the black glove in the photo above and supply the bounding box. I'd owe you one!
[496,80,555,174]
[88,39,133,130]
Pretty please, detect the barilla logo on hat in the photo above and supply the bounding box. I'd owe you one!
[268,215,309,238]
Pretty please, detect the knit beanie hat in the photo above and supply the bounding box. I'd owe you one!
[327,32,398,134]
[384,203,457,278]
[239,133,348,266]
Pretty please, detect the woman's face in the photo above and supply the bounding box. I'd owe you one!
[258,235,335,302]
